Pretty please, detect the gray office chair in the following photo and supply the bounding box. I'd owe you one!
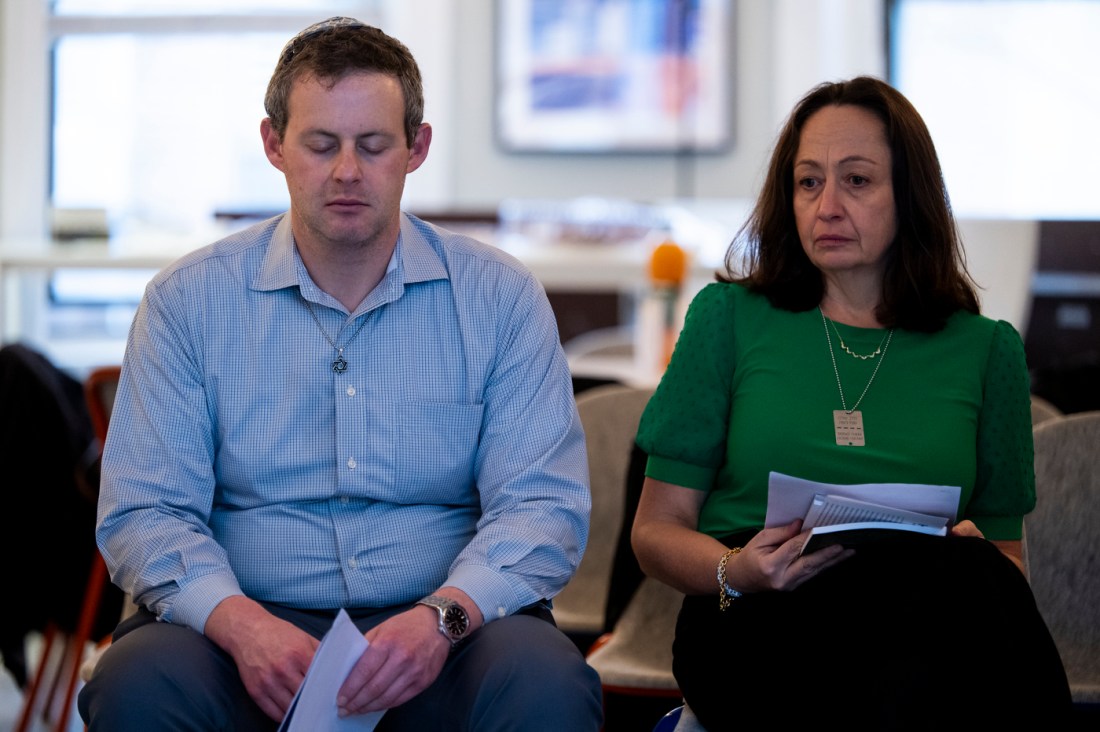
[554,383,654,651]
[585,574,684,694]
[1029,393,1063,427]
[1026,411,1100,706]
[585,575,707,731]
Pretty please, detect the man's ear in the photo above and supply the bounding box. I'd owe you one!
[405,123,432,174]
[260,118,286,173]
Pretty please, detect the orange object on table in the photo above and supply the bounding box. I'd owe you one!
[647,241,687,368]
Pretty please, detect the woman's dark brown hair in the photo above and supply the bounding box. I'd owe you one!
[724,75,979,332]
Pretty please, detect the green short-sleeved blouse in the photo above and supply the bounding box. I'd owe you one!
[635,282,1035,541]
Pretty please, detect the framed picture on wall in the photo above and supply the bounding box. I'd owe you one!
[495,0,733,154]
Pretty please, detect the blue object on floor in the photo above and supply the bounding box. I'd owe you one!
[652,704,682,732]
[653,703,708,731]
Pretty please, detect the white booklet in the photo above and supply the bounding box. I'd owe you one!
[278,609,385,732]
[763,472,960,556]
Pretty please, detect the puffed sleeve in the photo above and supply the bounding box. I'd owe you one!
[968,319,1036,539]
[635,282,739,490]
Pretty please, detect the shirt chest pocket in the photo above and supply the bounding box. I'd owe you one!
[381,401,484,502]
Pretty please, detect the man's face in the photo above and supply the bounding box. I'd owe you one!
[261,71,429,253]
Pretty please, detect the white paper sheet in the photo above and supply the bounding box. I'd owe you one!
[763,472,961,529]
[278,609,385,732]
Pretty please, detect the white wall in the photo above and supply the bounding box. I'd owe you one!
[411,0,886,211]
[0,0,50,240]
[0,0,885,227]
[0,0,1039,337]
[959,219,1040,332]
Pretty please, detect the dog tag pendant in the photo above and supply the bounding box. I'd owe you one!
[833,410,865,446]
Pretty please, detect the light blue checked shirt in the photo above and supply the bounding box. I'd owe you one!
[96,213,590,634]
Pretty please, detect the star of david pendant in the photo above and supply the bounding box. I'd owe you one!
[332,357,348,373]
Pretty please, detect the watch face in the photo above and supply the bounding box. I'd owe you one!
[443,606,469,638]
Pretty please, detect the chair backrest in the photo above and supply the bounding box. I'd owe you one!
[1026,410,1100,703]
[83,363,134,625]
[585,575,684,695]
[77,364,139,687]
[85,365,122,445]
[1029,393,1063,427]
[553,383,654,646]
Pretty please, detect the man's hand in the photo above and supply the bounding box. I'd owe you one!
[337,589,483,717]
[205,595,320,722]
[335,604,452,716]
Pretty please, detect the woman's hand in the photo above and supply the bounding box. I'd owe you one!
[951,519,1027,575]
[633,478,855,597]
[949,519,983,538]
[730,519,854,593]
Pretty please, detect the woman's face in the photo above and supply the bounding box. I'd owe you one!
[793,104,897,283]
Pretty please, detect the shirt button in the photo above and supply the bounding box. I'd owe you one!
[341,496,350,505]
[346,386,356,397]
[497,606,506,618]
[348,557,358,569]
[347,457,357,469]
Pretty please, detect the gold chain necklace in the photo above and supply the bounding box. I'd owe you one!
[302,298,371,373]
[820,308,893,446]
[827,318,890,360]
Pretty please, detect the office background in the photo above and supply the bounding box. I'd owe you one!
[0,0,887,238]
[1,2,1099,729]
[0,0,1097,391]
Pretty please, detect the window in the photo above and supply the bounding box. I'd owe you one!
[887,0,1100,219]
[49,2,385,242]
[5,3,384,365]
[53,32,291,238]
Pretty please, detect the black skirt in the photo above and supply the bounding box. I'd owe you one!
[673,532,1072,731]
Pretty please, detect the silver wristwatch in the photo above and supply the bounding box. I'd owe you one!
[416,594,471,646]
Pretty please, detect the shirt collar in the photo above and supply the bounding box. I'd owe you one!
[252,212,449,299]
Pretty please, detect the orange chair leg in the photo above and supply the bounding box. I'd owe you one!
[14,553,109,732]
[56,553,109,731]
[15,623,60,732]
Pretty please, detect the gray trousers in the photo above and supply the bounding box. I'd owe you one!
[78,600,603,731]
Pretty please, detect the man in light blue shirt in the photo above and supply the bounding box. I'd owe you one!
[79,17,602,732]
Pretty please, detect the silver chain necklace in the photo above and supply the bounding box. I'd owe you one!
[820,308,893,446]
[302,298,371,373]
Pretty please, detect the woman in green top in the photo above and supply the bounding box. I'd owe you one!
[631,76,1071,729]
